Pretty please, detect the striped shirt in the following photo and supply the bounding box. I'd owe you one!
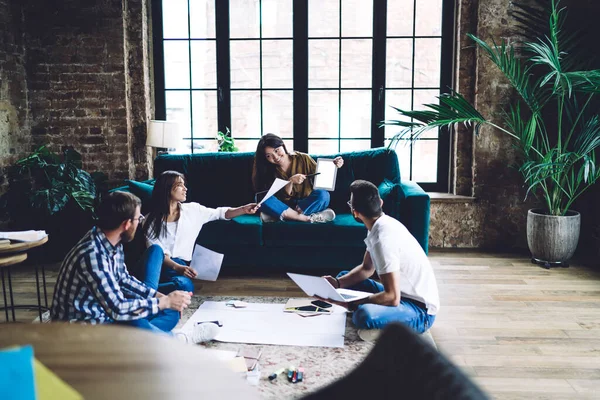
[51,226,159,323]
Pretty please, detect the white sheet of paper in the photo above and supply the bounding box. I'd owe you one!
[313,159,337,190]
[190,244,224,281]
[0,230,47,242]
[182,301,347,348]
[258,178,289,205]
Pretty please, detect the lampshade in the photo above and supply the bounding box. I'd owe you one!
[146,120,181,149]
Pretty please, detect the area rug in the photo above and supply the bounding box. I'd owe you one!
[178,296,374,399]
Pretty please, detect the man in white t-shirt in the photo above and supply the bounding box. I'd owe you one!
[322,180,440,341]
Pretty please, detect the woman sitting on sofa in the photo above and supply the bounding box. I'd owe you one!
[252,133,343,223]
[143,171,258,293]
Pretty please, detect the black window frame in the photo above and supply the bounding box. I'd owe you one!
[152,0,455,192]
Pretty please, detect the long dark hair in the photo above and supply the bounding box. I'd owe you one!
[252,133,289,191]
[144,170,185,240]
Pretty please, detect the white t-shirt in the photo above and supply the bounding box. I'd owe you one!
[364,214,440,315]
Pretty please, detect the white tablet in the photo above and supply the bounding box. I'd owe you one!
[313,158,338,191]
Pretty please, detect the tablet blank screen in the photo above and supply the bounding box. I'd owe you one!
[314,159,337,190]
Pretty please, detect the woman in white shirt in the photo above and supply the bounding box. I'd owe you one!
[143,171,258,294]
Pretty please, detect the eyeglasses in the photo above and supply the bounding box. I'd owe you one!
[347,200,353,211]
[133,215,145,223]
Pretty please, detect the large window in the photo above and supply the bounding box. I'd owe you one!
[152,0,454,191]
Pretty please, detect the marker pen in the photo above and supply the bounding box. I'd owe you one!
[287,366,295,382]
[268,368,285,381]
[297,367,304,382]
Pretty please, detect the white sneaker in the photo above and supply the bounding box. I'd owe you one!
[260,212,279,223]
[174,323,220,344]
[309,208,336,223]
[357,329,382,343]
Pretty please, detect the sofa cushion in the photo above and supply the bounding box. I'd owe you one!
[125,179,155,213]
[378,179,401,217]
[196,214,263,246]
[262,214,367,247]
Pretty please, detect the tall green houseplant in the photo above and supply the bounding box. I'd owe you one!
[383,0,600,265]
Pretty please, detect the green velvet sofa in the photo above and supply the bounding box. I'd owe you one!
[120,147,430,271]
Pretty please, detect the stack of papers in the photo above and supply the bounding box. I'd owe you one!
[0,345,82,400]
[0,230,48,242]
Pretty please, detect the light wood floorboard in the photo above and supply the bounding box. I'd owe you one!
[3,250,600,399]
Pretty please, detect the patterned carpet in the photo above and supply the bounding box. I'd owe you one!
[178,296,374,399]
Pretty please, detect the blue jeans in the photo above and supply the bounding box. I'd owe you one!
[337,271,436,334]
[260,189,330,219]
[141,245,195,294]
[115,245,180,334]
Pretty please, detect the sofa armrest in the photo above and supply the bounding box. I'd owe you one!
[399,181,430,254]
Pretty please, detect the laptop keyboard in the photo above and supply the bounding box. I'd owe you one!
[340,293,358,300]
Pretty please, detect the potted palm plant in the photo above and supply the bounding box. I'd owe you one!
[383,0,600,267]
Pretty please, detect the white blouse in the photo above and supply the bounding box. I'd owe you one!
[145,202,229,261]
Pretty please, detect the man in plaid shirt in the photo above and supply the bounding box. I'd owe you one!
[51,191,219,342]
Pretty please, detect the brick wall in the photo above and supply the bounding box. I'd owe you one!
[0,0,30,190]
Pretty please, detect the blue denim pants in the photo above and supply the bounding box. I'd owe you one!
[260,189,330,219]
[115,245,180,334]
[337,271,436,334]
[140,245,195,294]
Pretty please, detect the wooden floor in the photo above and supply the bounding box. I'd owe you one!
[3,250,600,399]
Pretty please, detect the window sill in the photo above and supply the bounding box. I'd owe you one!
[428,192,476,203]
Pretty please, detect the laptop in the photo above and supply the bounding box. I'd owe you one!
[287,272,372,303]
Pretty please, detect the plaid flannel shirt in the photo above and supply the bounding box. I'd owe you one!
[51,226,159,323]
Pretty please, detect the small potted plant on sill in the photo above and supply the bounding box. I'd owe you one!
[382,0,600,268]
[216,127,238,152]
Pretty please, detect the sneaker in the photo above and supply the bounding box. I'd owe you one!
[260,212,279,223]
[357,328,382,343]
[175,323,220,344]
[309,208,336,223]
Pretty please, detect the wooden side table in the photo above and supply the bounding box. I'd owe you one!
[0,236,49,322]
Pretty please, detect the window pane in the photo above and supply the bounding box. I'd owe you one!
[387,139,412,181]
[309,90,339,139]
[164,41,190,89]
[190,41,217,88]
[230,40,260,88]
[262,0,293,38]
[163,0,189,39]
[414,38,441,87]
[342,0,372,37]
[415,0,443,36]
[386,39,413,88]
[412,140,438,182]
[387,0,414,37]
[308,0,339,37]
[308,40,339,89]
[189,0,216,38]
[230,0,259,38]
[341,39,372,88]
[263,90,293,136]
[182,139,218,153]
[236,139,260,153]
[262,40,293,89]
[231,90,260,138]
[340,90,371,138]
[191,91,218,138]
[309,140,339,154]
[414,89,440,139]
[166,90,191,138]
[384,89,412,140]
[340,140,371,152]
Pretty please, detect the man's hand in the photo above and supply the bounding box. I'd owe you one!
[241,203,259,214]
[333,156,344,168]
[289,174,307,185]
[323,275,339,288]
[173,264,197,279]
[159,290,192,311]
